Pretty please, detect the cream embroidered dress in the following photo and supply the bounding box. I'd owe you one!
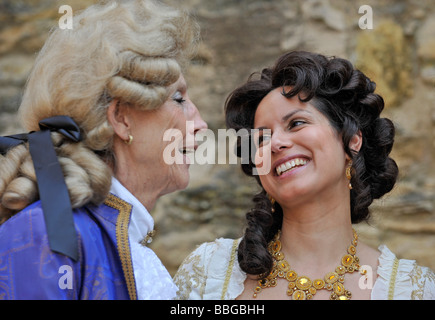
[174,238,435,300]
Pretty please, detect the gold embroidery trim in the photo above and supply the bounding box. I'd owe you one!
[221,239,239,300]
[104,194,137,300]
[388,258,399,300]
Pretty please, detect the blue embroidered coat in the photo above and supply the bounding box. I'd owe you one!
[0,194,137,300]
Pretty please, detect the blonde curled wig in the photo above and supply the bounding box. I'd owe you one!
[0,0,199,223]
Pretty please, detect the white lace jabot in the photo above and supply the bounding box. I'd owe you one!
[110,177,178,300]
[174,238,435,300]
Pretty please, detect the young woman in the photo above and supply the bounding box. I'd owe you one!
[174,51,435,300]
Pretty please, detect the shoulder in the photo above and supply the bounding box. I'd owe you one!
[372,245,435,300]
[177,238,241,271]
[174,238,243,300]
[0,201,99,246]
[0,200,108,271]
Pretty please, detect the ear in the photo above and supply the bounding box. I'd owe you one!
[348,130,362,157]
[106,100,131,142]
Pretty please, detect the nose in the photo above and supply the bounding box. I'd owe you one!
[270,129,292,153]
[191,105,208,135]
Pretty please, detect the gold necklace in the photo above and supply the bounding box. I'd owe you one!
[253,229,360,300]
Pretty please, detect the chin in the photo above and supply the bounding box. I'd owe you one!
[274,184,312,205]
[178,178,190,191]
[173,170,190,192]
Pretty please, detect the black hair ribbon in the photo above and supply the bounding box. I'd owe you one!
[0,116,81,261]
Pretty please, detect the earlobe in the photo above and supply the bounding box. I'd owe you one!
[107,100,130,141]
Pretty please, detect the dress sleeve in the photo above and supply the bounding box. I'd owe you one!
[373,245,435,300]
[173,242,214,300]
[173,238,246,300]
[409,264,435,300]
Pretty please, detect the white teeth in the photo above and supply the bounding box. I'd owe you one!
[276,158,307,176]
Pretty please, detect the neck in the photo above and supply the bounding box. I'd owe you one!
[116,174,159,210]
[278,194,354,276]
[110,140,166,211]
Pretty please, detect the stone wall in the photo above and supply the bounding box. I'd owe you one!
[0,0,434,276]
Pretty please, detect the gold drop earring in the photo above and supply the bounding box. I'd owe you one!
[346,160,353,190]
[268,194,276,213]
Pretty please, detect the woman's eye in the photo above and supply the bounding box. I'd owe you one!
[289,119,306,129]
[172,91,186,105]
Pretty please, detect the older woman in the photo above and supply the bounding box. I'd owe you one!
[174,51,435,300]
[0,0,206,299]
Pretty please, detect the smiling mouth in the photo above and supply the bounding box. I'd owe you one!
[179,148,194,155]
[179,143,199,156]
[275,158,308,176]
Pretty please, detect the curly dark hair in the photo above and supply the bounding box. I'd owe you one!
[224,51,399,277]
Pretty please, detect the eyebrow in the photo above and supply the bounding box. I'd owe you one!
[255,109,311,130]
